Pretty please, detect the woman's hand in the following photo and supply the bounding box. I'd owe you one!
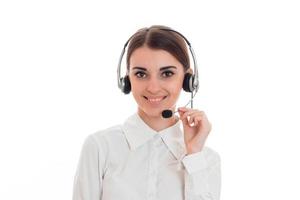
[178,107,212,155]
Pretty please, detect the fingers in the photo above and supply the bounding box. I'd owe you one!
[178,107,209,127]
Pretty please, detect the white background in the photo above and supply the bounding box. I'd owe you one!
[0,0,299,199]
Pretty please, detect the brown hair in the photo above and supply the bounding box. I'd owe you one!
[126,25,190,72]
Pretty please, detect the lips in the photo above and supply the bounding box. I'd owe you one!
[143,96,167,103]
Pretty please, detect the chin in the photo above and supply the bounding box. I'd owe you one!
[138,107,163,118]
[135,96,177,118]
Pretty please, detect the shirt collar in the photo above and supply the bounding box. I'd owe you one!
[122,113,187,160]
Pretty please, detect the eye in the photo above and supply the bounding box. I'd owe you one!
[135,71,147,78]
[162,70,174,78]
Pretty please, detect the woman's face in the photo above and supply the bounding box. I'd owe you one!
[128,46,185,118]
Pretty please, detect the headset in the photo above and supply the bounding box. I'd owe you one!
[117,27,200,118]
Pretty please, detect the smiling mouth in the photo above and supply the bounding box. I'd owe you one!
[143,96,167,103]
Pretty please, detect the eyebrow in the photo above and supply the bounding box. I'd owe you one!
[132,66,177,71]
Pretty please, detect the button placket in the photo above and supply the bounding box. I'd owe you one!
[147,136,160,199]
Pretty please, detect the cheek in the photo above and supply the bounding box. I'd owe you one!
[130,80,145,99]
[130,79,143,93]
[171,80,183,92]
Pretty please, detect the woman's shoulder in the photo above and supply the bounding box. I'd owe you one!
[87,124,124,144]
[93,124,123,137]
[78,125,124,158]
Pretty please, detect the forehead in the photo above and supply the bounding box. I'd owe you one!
[129,46,183,70]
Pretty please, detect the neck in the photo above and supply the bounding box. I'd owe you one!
[137,108,178,132]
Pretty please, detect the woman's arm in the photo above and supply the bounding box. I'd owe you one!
[178,107,221,199]
[73,135,105,200]
[182,148,221,200]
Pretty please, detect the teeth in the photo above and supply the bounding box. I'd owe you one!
[148,97,164,102]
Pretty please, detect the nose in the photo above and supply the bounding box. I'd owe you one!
[146,77,161,94]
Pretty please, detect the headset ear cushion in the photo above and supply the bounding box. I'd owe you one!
[121,75,131,94]
[183,73,194,92]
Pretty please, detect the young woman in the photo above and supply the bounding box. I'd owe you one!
[72,25,221,200]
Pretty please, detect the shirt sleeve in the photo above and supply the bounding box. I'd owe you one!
[72,134,106,200]
[181,147,221,200]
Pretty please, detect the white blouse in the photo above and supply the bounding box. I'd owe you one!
[72,113,221,200]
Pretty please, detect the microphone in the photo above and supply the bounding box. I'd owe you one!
[161,92,195,119]
[162,110,174,118]
[161,109,181,118]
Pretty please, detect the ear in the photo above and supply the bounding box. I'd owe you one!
[186,68,193,74]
